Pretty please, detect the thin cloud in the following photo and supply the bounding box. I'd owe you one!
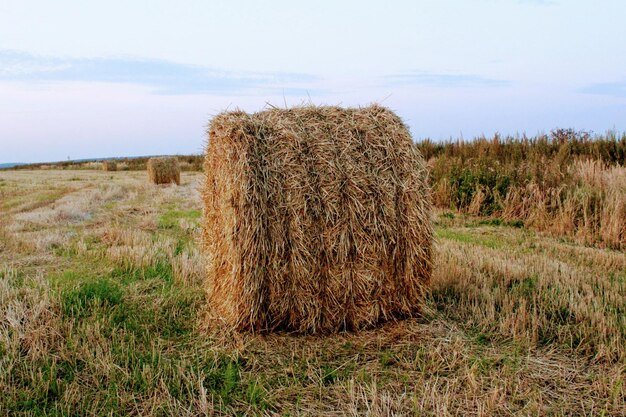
[517,0,558,6]
[0,50,323,96]
[580,81,626,98]
[382,71,510,88]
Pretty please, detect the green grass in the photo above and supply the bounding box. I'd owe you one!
[2,188,71,212]
[508,274,538,297]
[435,227,503,249]
[476,218,524,228]
[110,261,175,285]
[8,257,237,415]
[61,278,123,318]
[158,208,201,229]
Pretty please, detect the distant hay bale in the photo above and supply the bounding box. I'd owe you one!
[202,105,433,333]
[102,161,117,171]
[147,157,180,185]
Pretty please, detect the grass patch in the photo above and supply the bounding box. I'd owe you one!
[0,187,71,211]
[441,211,455,219]
[1,195,28,210]
[158,208,201,229]
[61,278,122,318]
[110,261,174,285]
[477,218,524,228]
[203,357,242,404]
[111,287,203,340]
[508,274,538,297]
[436,228,502,249]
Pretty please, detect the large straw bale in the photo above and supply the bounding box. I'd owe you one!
[102,160,117,171]
[147,157,180,185]
[203,105,432,333]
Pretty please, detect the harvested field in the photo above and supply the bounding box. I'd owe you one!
[0,169,624,416]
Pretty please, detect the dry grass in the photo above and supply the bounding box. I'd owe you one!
[0,169,624,416]
[497,160,626,249]
[426,135,626,250]
[147,157,181,185]
[204,105,432,333]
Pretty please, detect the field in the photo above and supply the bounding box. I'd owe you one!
[0,167,625,416]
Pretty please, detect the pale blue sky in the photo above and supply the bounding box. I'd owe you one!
[1,0,625,163]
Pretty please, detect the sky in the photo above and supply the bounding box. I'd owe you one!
[1,0,625,163]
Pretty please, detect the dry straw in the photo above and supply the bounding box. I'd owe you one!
[203,105,433,333]
[147,157,181,185]
[102,160,117,172]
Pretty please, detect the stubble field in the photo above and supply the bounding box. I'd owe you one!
[0,169,624,416]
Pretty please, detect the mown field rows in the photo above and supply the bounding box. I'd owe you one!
[0,170,624,416]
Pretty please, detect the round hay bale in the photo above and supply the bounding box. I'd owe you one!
[203,105,433,333]
[147,157,180,185]
[102,160,117,171]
